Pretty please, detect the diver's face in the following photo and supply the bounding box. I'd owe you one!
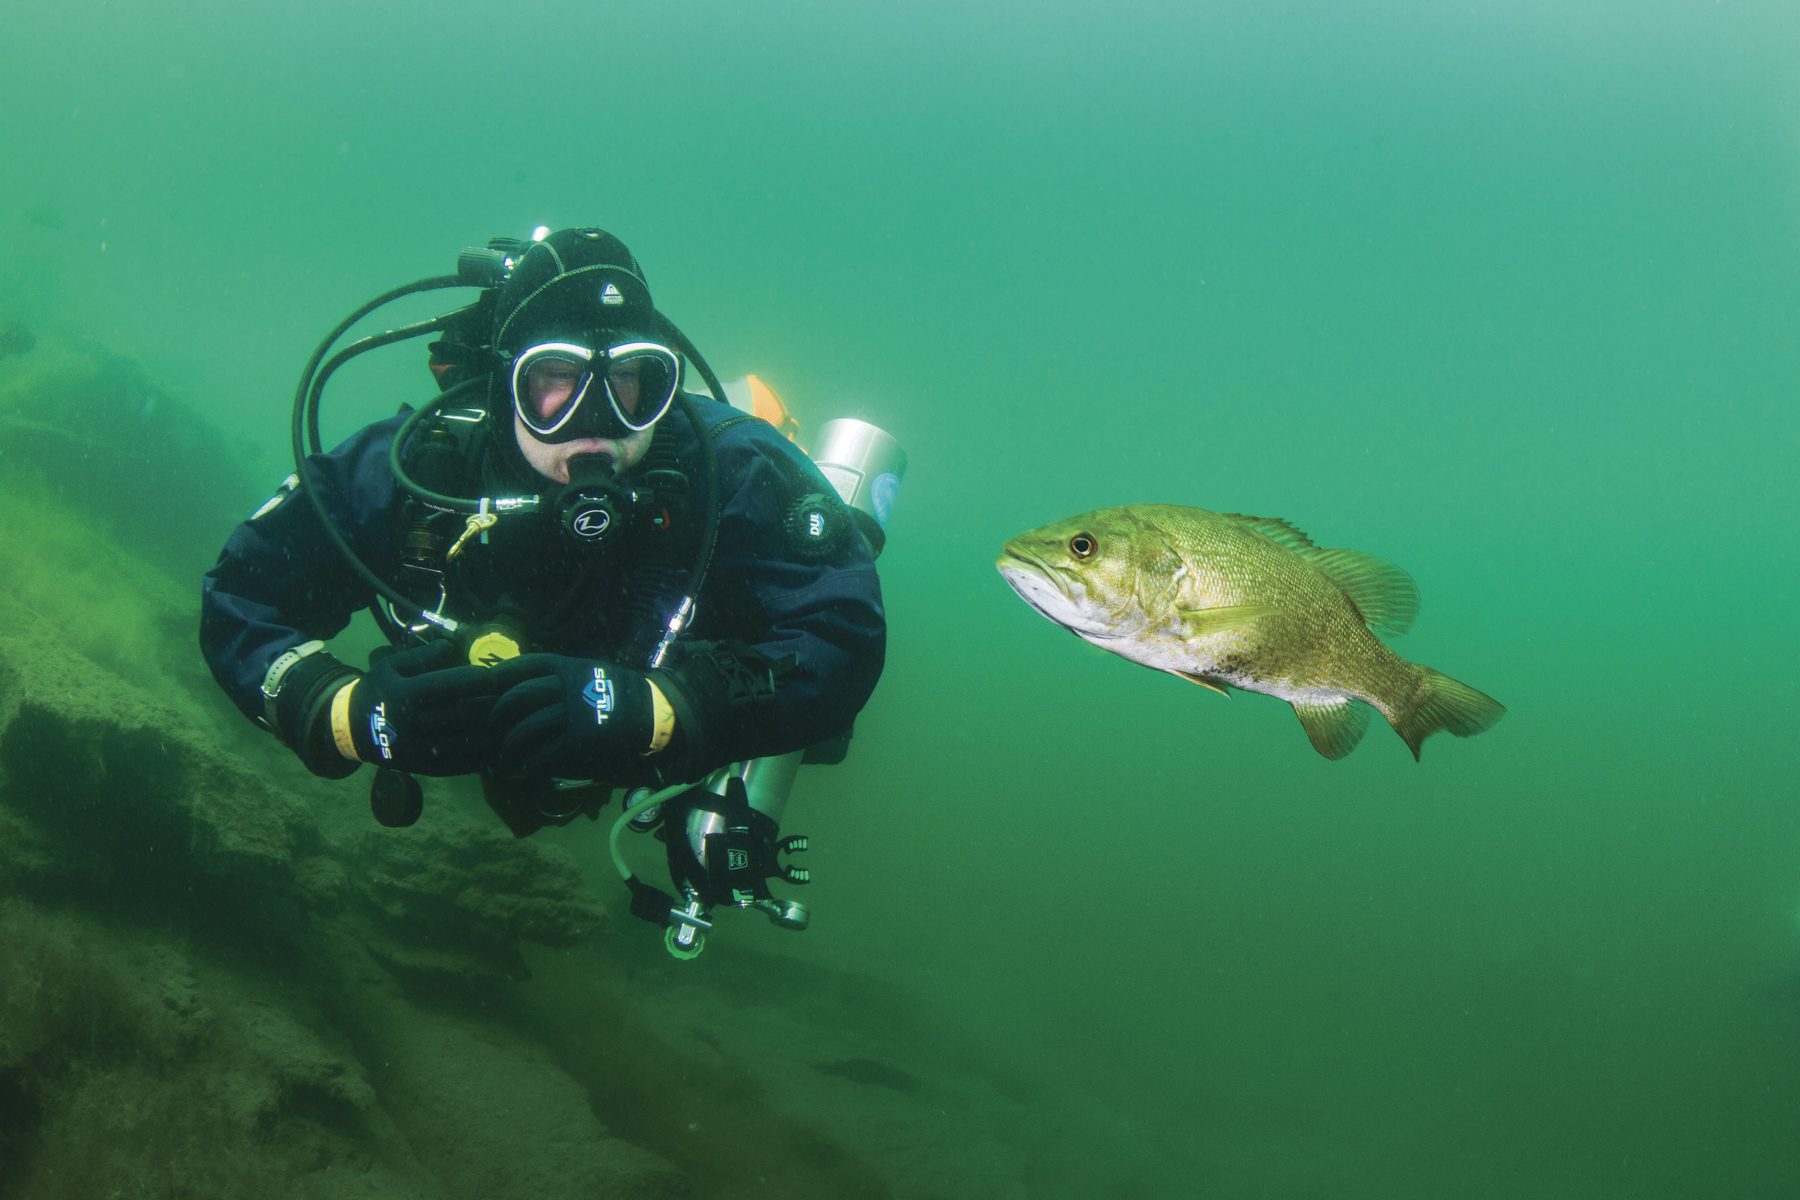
[513,415,653,484]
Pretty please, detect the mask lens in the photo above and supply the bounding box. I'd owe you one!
[601,343,680,430]
[512,343,595,435]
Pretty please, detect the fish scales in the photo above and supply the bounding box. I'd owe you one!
[1152,509,1413,703]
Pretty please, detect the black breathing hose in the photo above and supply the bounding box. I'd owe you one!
[653,314,724,612]
[305,308,471,454]
[290,275,471,630]
[385,380,492,512]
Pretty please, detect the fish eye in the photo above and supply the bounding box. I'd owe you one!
[1068,532,1097,560]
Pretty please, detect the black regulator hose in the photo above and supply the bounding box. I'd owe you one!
[290,275,472,630]
[294,275,465,453]
[652,312,725,609]
[385,378,494,512]
[305,307,473,454]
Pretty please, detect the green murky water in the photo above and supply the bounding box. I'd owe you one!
[4,2,1797,1194]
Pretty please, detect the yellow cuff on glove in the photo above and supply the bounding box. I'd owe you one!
[646,680,676,754]
[330,679,360,762]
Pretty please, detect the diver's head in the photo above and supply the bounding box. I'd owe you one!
[490,227,680,483]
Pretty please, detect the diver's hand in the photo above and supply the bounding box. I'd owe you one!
[486,654,663,781]
[341,640,506,776]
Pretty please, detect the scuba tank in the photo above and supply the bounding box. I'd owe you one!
[614,390,907,959]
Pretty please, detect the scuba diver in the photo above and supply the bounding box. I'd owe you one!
[200,225,896,955]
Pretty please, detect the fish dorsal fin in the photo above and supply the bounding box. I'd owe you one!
[1291,698,1371,759]
[1171,670,1231,697]
[1223,513,1316,551]
[1221,512,1417,635]
[1307,548,1420,638]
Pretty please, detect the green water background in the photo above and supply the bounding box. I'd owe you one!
[4,1,1798,1194]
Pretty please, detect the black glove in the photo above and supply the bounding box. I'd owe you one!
[267,649,362,780]
[344,640,508,776]
[486,654,658,781]
[650,640,794,782]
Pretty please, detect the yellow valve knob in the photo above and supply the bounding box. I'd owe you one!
[467,629,522,667]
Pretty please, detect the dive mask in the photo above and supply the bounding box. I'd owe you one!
[510,339,681,443]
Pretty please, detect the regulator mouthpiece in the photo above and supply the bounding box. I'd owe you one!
[556,456,627,545]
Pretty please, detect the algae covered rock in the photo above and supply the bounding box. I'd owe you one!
[350,822,608,949]
[0,334,256,581]
[348,820,610,985]
[0,607,324,913]
[0,906,427,1200]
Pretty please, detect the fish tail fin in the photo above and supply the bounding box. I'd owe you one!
[1392,667,1505,760]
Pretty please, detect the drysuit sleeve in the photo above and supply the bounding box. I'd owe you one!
[199,415,409,725]
[653,422,887,778]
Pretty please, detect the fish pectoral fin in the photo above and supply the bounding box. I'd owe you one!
[1291,698,1371,760]
[1171,671,1231,697]
[1173,603,1274,637]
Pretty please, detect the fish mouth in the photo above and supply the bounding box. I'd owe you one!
[996,547,1059,603]
[996,546,1067,597]
[996,545,1048,573]
[995,547,1118,641]
[997,542,1069,574]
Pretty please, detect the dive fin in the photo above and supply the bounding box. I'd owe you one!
[1291,698,1371,760]
[1392,667,1506,760]
[1308,548,1420,638]
[1172,671,1231,697]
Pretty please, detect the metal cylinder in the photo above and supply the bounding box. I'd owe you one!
[809,418,906,557]
[738,750,805,824]
[682,750,805,871]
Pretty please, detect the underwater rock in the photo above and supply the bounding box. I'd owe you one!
[344,985,694,1200]
[0,335,256,581]
[517,945,1077,1200]
[348,822,608,969]
[0,615,320,907]
[0,906,428,1200]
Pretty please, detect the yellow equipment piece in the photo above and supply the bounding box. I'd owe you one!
[467,629,523,667]
[723,374,800,444]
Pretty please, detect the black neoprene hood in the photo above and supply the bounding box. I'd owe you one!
[491,227,657,355]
